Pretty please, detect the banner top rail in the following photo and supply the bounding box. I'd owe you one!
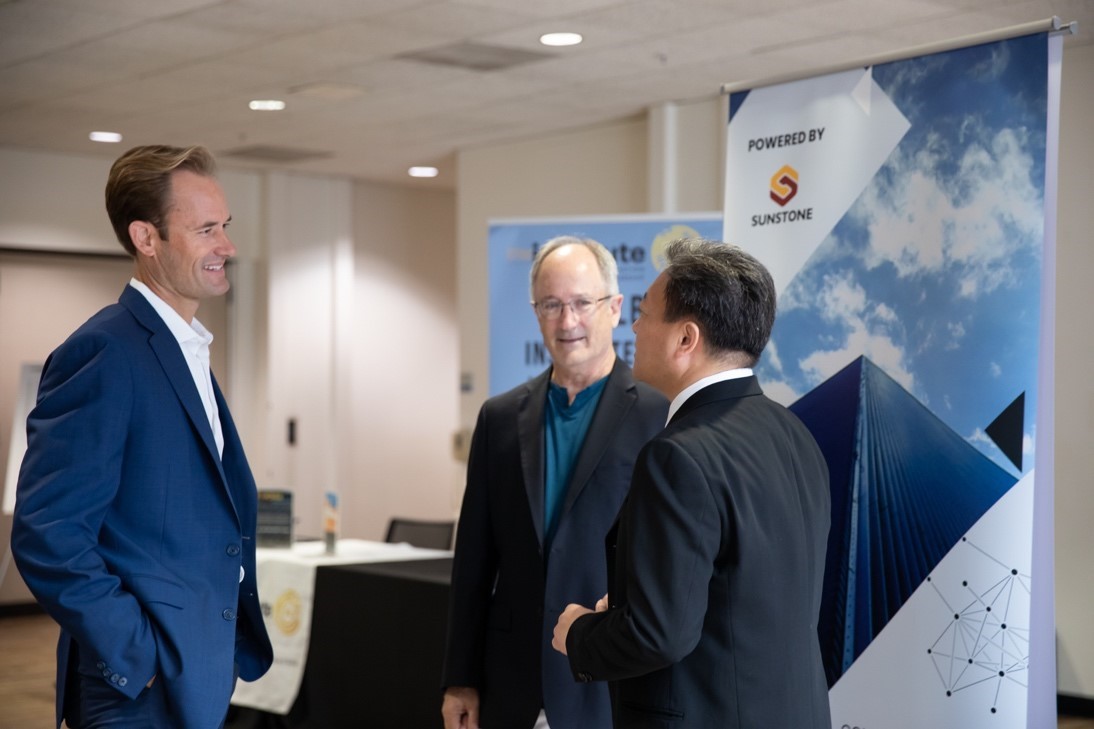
[720,16,1075,95]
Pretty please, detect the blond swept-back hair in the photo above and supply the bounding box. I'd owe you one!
[105,145,218,256]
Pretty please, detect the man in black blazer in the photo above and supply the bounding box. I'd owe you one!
[553,238,831,729]
[442,237,667,729]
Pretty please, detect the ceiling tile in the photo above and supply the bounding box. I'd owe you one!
[0,0,1089,185]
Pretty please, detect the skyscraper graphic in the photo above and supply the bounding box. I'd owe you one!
[789,356,1018,686]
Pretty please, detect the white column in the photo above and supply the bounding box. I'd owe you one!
[264,172,353,538]
[647,101,679,213]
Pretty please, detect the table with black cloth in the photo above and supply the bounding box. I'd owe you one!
[303,558,453,728]
[228,541,452,729]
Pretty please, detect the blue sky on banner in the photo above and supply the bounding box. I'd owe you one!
[758,34,1047,478]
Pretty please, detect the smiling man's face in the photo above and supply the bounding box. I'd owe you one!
[135,169,235,322]
[532,243,622,383]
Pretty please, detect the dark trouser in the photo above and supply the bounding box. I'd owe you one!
[69,669,173,729]
[65,644,237,729]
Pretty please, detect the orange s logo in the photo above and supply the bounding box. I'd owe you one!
[770,165,799,207]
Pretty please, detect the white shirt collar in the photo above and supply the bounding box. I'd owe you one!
[128,278,212,348]
[667,367,753,424]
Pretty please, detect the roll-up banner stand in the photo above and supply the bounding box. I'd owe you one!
[722,17,1071,729]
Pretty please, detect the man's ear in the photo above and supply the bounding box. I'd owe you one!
[129,221,157,257]
[608,292,624,327]
[677,321,702,357]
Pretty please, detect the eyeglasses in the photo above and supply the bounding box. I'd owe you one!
[532,295,613,320]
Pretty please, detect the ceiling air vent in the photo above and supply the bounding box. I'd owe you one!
[398,42,554,72]
[220,145,333,163]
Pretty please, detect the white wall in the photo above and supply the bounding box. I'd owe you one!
[261,172,461,541]
[647,99,727,213]
[350,181,462,537]
[0,147,116,254]
[263,172,354,538]
[1053,40,1094,699]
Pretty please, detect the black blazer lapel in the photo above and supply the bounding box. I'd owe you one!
[561,359,636,515]
[517,370,551,547]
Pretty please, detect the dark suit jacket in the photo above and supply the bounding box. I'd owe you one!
[566,376,831,729]
[443,359,667,729]
[12,286,273,729]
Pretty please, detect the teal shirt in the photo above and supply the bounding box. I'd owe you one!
[543,375,609,551]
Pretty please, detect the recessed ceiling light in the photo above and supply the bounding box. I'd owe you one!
[408,166,439,178]
[539,32,583,47]
[89,131,123,143]
[249,99,286,111]
[289,82,364,101]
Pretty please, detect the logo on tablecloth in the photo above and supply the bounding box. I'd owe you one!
[274,589,302,635]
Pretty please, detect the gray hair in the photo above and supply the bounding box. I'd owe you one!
[528,235,619,301]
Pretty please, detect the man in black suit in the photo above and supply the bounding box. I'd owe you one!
[442,236,668,729]
[553,238,831,729]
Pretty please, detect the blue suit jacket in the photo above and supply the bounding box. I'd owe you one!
[443,359,668,729]
[12,286,273,729]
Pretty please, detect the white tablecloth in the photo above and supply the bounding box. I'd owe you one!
[230,538,451,714]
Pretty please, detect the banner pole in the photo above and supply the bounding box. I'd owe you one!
[721,16,1075,94]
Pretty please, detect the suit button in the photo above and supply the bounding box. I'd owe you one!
[110,673,120,684]
[222,608,236,621]
[226,544,241,556]
[119,677,128,687]
[96,661,106,670]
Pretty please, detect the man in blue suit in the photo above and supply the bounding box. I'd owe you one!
[441,237,668,729]
[11,144,273,729]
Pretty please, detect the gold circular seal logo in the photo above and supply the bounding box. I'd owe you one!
[274,589,302,636]
[649,225,702,272]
